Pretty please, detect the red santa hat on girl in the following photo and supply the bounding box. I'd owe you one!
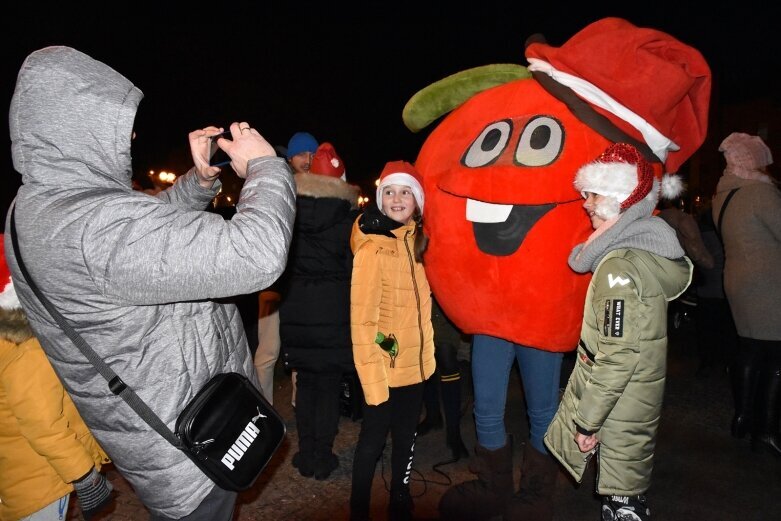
[311,142,347,181]
[575,143,684,218]
[0,235,21,310]
[376,160,425,214]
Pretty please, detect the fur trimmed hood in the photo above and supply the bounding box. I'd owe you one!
[294,172,360,209]
[0,308,34,344]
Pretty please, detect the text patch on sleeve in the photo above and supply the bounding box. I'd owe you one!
[610,299,624,337]
[603,299,625,337]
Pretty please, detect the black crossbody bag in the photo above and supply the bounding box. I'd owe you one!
[10,209,285,491]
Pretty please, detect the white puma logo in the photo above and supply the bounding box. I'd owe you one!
[251,407,267,423]
[608,273,630,288]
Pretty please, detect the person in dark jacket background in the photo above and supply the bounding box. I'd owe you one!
[417,296,470,462]
[280,142,360,480]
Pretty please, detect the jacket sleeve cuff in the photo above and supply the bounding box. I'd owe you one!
[575,423,595,436]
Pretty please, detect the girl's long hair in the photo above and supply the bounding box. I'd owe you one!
[413,212,428,263]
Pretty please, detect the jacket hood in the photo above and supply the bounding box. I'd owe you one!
[716,172,777,192]
[294,172,359,205]
[293,172,360,234]
[649,254,693,301]
[0,308,34,344]
[350,205,414,254]
[9,46,144,189]
[358,204,406,235]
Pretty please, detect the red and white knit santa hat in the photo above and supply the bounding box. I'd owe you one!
[0,235,21,310]
[575,143,684,218]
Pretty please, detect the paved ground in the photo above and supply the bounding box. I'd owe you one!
[69,317,781,520]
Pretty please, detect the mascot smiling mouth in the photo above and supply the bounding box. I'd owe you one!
[466,198,554,256]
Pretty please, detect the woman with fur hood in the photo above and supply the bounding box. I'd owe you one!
[279,143,360,481]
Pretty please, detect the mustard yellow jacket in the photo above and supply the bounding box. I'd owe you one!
[0,315,109,521]
[350,210,435,405]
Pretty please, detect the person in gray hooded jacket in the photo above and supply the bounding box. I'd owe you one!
[4,46,296,520]
[544,144,693,521]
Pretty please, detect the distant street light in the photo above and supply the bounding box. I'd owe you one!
[157,171,176,184]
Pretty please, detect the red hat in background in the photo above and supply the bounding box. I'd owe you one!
[526,17,711,174]
[0,235,21,310]
[376,160,425,214]
[311,142,346,180]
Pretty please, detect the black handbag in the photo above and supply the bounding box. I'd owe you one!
[175,372,285,490]
[10,209,285,491]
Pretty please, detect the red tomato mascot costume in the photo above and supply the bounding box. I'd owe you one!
[402,18,711,521]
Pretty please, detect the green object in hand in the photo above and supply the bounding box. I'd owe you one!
[375,332,399,359]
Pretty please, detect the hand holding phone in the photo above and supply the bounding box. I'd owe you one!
[209,131,232,167]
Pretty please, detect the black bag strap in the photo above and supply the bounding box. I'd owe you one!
[10,207,184,449]
[716,188,740,240]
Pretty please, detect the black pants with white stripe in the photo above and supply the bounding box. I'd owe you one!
[350,381,425,517]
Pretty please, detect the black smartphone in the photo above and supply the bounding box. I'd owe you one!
[209,131,231,167]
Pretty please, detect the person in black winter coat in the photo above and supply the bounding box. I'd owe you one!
[280,142,360,480]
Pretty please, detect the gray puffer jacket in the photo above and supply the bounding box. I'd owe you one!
[4,46,295,518]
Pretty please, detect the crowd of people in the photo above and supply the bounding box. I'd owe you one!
[2,30,779,521]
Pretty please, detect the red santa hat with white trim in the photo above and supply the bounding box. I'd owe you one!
[376,160,425,214]
[526,17,711,177]
[0,235,21,310]
[311,142,347,181]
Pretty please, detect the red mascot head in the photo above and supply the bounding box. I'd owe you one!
[403,17,711,350]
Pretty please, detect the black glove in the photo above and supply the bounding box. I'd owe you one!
[73,467,114,520]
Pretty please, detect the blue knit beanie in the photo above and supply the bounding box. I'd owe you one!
[286,132,318,159]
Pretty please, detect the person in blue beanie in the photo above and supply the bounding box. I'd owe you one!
[286,131,319,174]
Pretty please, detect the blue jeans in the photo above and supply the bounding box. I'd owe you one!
[472,334,562,453]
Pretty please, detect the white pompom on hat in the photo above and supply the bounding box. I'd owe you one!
[575,143,684,218]
[311,142,347,180]
[376,160,425,215]
[0,235,21,310]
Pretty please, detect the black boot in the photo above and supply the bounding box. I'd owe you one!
[752,365,781,457]
[417,373,443,436]
[314,372,342,480]
[503,444,559,521]
[292,372,316,477]
[438,437,514,521]
[730,341,762,439]
[441,376,468,461]
[388,488,414,521]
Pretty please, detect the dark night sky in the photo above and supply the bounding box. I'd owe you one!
[2,4,778,224]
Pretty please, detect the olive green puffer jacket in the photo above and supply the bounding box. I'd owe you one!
[545,248,692,496]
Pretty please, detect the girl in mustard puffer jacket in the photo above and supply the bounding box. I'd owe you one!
[0,236,113,521]
[349,161,435,521]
